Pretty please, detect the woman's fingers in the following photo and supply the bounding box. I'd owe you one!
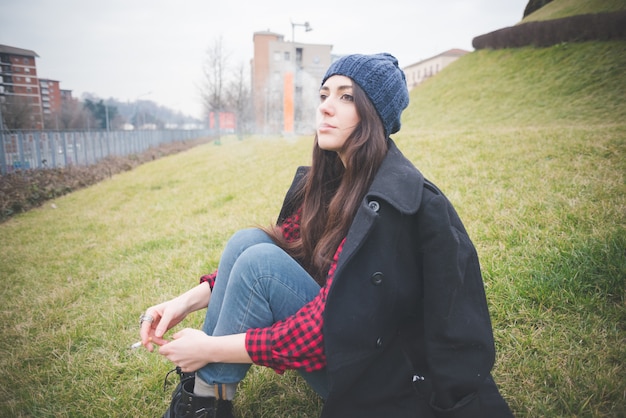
[138,299,188,351]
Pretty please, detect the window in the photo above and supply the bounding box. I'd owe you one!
[296,48,303,65]
[274,51,281,61]
[284,51,290,61]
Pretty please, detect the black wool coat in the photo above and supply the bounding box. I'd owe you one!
[278,140,513,418]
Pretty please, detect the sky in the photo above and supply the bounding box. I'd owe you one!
[1,0,528,119]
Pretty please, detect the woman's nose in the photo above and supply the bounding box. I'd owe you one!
[319,98,334,115]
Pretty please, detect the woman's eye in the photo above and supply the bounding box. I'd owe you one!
[319,94,328,102]
[341,94,354,102]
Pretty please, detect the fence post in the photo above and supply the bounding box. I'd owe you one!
[70,131,78,165]
[81,131,88,165]
[16,132,25,170]
[34,131,43,169]
[0,130,7,175]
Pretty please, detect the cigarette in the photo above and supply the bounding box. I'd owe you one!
[131,336,152,349]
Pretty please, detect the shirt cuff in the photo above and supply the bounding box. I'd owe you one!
[199,270,217,290]
[246,327,287,374]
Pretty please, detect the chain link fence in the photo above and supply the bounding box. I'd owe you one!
[0,129,213,175]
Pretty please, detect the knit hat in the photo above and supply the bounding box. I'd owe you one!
[321,53,409,136]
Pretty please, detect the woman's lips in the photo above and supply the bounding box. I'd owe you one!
[318,123,335,132]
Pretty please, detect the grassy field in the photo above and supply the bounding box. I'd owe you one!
[1,40,625,416]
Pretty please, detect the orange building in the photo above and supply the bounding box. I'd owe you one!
[251,32,332,134]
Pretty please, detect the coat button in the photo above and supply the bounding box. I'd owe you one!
[376,337,383,348]
[370,272,384,286]
[368,200,380,212]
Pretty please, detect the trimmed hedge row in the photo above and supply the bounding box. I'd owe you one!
[473,11,626,49]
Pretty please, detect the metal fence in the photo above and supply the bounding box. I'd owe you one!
[0,129,213,175]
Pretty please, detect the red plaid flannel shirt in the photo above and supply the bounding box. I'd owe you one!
[199,210,343,373]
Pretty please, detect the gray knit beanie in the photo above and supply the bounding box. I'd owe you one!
[321,53,409,136]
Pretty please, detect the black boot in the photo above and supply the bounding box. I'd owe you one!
[216,399,234,418]
[163,367,217,418]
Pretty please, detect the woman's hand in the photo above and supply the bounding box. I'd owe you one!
[158,328,213,372]
[158,331,252,373]
[139,282,212,351]
[139,298,188,351]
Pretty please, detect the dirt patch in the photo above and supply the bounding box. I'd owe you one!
[0,137,213,223]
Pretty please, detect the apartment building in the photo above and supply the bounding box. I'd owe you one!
[252,31,332,134]
[403,48,469,90]
[0,44,44,129]
[39,78,63,128]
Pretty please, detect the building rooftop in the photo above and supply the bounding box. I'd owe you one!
[0,44,39,58]
[404,48,470,68]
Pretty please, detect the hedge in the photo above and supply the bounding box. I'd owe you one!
[473,11,626,49]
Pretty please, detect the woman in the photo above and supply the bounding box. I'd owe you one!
[139,53,513,418]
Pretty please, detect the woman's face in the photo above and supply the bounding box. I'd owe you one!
[316,75,360,162]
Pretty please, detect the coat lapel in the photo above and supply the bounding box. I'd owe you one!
[367,139,424,215]
[333,140,424,277]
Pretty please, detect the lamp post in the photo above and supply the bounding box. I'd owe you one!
[289,21,312,134]
[105,103,110,132]
[291,21,312,44]
[134,91,152,130]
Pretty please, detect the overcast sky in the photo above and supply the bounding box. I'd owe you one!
[1,0,528,118]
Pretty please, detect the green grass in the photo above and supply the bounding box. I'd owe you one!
[404,41,626,128]
[1,40,625,416]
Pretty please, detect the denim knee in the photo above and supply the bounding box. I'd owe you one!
[224,228,272,255]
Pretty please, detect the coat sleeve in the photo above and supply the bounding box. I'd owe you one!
[277,166,309,225]
[416,188,498,415]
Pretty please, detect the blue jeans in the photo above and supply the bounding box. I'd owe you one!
[196,228,329,398]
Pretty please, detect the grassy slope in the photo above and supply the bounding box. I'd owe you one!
[521,0,626,22]
[402,41,626,128]
[1,41,625,418]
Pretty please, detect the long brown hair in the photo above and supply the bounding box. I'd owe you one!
[267,81,388,284]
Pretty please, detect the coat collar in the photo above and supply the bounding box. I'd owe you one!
[366,139,424,215]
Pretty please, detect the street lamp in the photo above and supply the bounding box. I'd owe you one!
[291,21,312,44]
[289,21,312,134]
[134,91,152,129]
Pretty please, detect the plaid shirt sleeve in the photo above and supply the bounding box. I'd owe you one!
[199,271,217,289]
[280,208,301,242]
[245,238,345,374]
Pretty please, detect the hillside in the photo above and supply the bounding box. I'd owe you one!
[403,40,626,129]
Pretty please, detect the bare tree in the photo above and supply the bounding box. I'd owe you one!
[200,36,231,143]
[58,99,96,130]
[226,62,253,139]
[1,95,39,130]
